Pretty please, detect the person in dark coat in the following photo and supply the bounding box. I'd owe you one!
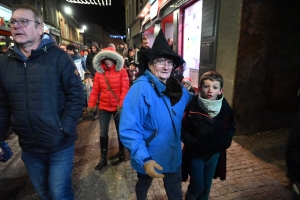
[181,71,235,200]
[124,48,135,68]
[0,4,84,199]
[286,105,300,196]
[86,42,100,77]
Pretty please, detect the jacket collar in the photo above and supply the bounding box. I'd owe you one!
[145,70,166,97]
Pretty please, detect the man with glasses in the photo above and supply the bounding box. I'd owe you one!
[119,29,192,200]
[0,4,84,199]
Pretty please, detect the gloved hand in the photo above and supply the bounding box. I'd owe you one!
[144,160,165,178]
[87,107,96,113]
[115,105,122,121]
[0,141,12,162]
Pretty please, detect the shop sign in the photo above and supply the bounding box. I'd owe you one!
[50,28,61,36]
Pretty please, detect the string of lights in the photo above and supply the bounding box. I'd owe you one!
[65,0,111,6]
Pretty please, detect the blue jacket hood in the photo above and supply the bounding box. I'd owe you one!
[13,33,56,61]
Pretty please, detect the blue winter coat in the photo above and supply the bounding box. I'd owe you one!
[119,70,192,174]
[0,34,84,154]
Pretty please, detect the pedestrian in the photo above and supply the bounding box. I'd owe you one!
[116,41,128,58]
[127,61,139,86]
[167,38,174,51]
[286,103,300,196]
[135,37,150,75]
[87,46,129,170]
[86,42,100,77]
[66,44,86,80]
[59,42,67,51]
[80,45,88,56]
[82,49,89,69]
[83,72,94,115]
[181,71,235,200]
[182,77,195,94]
[124,48,135,69]
[0,4,84,199]
[119,29,192,200]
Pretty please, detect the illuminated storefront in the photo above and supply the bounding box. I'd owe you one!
[0,4,13,47]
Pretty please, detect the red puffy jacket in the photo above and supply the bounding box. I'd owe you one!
[88,47,129,111]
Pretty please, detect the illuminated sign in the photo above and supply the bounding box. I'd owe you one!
[150,0,159,19]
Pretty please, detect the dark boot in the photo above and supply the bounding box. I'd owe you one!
[119,145,125,161]
[117,133,125,161]
[95,137,108,170]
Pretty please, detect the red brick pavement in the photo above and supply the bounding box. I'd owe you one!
[125,129,294,200]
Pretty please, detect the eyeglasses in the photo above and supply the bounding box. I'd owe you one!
[153,60,174,68]
[8,18,41,28]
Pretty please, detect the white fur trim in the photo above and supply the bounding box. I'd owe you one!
[93,50,124,73]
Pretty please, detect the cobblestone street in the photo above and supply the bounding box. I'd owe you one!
[1,122,299,199]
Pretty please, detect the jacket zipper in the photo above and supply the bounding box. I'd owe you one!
[24,62,38,151]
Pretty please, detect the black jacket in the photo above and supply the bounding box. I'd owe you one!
[286,106,300,182]
[86,52,98,77]
[0,39,84,154]
[182,95,235,156]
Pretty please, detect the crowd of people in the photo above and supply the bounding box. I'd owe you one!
[0,3,237,200]
[1,3,299,200]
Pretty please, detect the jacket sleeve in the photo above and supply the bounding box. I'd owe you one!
[0,82,11,140]
[88,73,100,108]
[119,83,152,168]
[60,55,85,135]
[118,68,129,107]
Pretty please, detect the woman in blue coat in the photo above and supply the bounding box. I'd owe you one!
[119,29,192,200]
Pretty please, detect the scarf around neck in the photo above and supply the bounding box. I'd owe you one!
[198,94,224,118]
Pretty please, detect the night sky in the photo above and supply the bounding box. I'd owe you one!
[62,1,126,34]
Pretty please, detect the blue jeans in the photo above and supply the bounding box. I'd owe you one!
[136,167,182,200]
[186,153,220,200]
[21,144,75,200]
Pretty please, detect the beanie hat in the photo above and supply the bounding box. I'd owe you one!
[91,42,99,50]
[108,43,116,50]
[66,44,76,53]
[84,73,93,79]
[128,48,134,53]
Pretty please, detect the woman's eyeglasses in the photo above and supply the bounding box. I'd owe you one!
[153,60,174,68]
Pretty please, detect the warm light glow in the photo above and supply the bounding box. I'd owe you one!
[141,14,145,17]
[65,7,71,14]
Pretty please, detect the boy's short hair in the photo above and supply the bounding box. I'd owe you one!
[199,71,223,89]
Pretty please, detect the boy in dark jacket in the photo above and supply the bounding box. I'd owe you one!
[182,71,235,200]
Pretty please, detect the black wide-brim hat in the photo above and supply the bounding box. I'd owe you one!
[139,29,185,71]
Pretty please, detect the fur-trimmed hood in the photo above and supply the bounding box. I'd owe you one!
[93,47,124,74]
